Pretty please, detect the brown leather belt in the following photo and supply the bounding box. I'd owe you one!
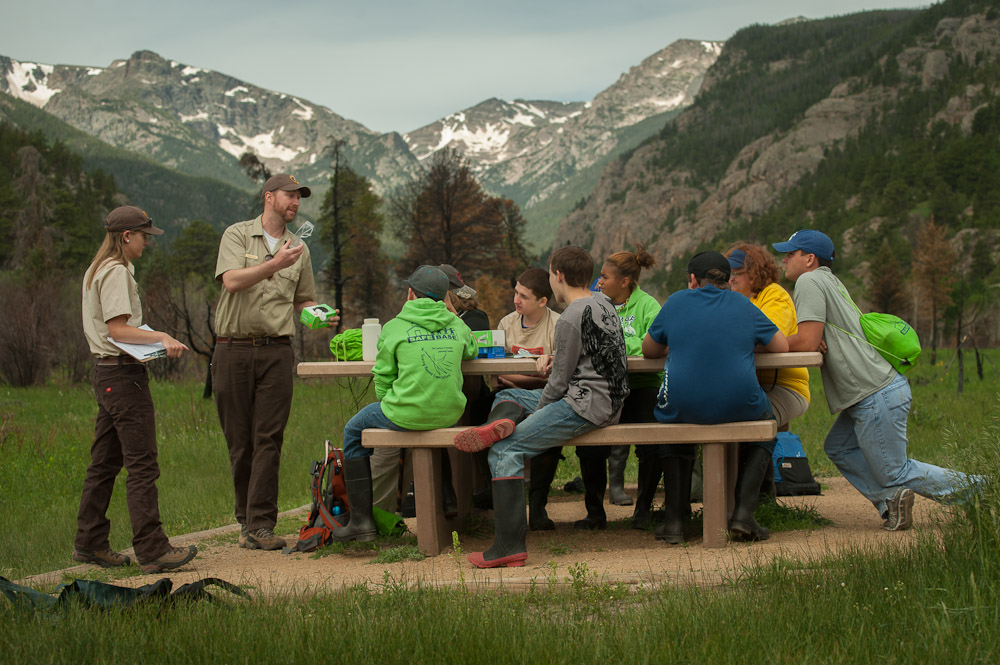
[96,355,142,366]
[217,336,291,346]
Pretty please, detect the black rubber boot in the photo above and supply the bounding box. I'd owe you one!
[441,452,458,519]
[468,477,528,568]
[607,445,633,506]
[528,449,561,531]
[472,449,493,510]
[729,444,773,542]
[632,457,663,529]
[488,400,527,425]
[574,456,608,530]
[331,457,377,542]
[654,457,694,545]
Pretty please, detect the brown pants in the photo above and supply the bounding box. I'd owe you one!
[76,363,171,563]
[212,342,294,531]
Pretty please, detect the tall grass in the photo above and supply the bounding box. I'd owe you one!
[0,376,375,578]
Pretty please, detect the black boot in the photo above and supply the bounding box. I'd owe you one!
[607,445,633,506]
[654,456,694,545]
[729,444,773,542]
[331,457,377,542]
[632,457,663,529]
[441,452,458,519]
[472,449,493,510]
[468,477,527,568]
[528,449,561,531]
[574,456,608,530]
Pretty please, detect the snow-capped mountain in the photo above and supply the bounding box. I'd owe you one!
[1,40,721,247]
[0,51,421,194]
[403,40,723,206]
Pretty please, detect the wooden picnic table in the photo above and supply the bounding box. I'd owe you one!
[297,352,823,553]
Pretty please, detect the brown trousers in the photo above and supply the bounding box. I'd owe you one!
[212,342,294,531]
[76,363,171,563]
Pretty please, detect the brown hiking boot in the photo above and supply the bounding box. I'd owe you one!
[238,524,250,548]
[139,545,198,574]
[73,548,132,568]
[245,528,286,551]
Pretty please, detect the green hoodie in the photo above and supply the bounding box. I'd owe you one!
[373,298,478,430]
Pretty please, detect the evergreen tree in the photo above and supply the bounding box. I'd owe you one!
[317,143,388,329]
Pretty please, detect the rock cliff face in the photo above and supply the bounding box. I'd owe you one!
[0,50,422,194]
[556,13,1000,278]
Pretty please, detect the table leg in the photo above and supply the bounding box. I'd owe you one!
[702,442,728,548]
[412,448,447,555]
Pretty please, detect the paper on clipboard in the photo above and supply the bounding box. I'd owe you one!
[108,325,167,361]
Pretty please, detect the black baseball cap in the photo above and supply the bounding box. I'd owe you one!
[687,251,731,280]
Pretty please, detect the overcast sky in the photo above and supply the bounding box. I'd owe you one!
[2,0,927,133]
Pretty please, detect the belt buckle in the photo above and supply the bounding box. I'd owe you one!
[252,336,268,346]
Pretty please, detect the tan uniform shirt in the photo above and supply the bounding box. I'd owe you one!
[497,308,560,355]
[82,261,142,358]
[214,216,317,337]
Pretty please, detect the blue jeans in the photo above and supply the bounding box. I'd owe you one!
[825,372,976,516]
[342,402,411,459]
[488,388,596,478]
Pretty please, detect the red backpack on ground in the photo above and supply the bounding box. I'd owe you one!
[285,441,351,553]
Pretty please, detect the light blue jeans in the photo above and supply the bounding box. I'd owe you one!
[488,388,597,478]
[342,402,410,459]
[824,372,977,516]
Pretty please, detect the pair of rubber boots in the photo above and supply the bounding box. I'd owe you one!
[653,444,772,544]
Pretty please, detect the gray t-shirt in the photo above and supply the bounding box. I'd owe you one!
[537,294,629,426]
[793,267,895,413]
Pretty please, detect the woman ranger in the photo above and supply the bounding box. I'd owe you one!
[75,206,197,573]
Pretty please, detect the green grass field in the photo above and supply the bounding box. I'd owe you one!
[1,352,997,664]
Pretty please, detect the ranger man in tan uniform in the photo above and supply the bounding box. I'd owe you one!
[213,174,336,551]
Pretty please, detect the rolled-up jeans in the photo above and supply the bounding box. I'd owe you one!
[342,402,411,459]
[487,388,596,478]
[824,372,979,516]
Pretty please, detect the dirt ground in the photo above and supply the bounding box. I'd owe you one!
[23,476,943,595]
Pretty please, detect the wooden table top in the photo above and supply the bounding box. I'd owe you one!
[297,351,823,378]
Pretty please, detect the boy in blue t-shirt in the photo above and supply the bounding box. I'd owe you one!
[642,251,788,543]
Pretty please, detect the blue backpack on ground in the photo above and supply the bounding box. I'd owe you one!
[772,432,821,496]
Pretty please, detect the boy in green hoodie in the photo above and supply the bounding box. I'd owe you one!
[332,265,479,542]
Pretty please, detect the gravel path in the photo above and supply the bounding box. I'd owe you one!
[23,476,941,595]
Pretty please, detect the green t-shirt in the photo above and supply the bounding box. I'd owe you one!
[793,267,895,413]
[615,286,663,389]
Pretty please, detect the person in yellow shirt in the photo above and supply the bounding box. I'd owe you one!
[725,244,810,429]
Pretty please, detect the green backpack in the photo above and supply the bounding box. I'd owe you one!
[830,288,921,373]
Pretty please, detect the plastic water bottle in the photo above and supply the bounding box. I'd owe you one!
[362,318,381,361]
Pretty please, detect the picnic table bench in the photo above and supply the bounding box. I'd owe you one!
[298,352,822,555]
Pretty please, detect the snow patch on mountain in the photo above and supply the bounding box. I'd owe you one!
[291,98,314,120]
[180,110,209,122]
[4,61,60,107]
[217,125,306,161]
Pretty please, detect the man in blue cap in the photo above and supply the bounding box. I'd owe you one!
[774,229,979,531]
